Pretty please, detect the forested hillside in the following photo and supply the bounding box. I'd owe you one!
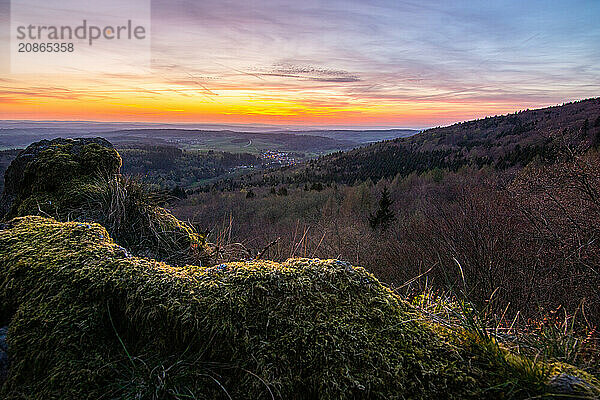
[119,145,262,189]
[0,145,262,193]
[211,98,600,189]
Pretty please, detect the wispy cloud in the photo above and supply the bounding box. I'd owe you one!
[257,64,361,83]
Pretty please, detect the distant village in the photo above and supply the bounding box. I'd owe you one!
[261,150,298,167]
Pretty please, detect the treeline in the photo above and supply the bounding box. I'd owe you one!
[201,134,564,191]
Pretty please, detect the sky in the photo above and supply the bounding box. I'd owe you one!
[0,0,599,128]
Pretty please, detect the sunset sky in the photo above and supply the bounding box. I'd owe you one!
[0,0,599,128]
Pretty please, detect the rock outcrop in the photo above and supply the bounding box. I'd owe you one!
[0,216,598,399]
[0,138,208,266]
[0,137,120,218]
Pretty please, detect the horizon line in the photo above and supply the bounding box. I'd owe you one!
[1,97,597,133]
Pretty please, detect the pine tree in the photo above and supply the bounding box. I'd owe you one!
[369,186,396,231]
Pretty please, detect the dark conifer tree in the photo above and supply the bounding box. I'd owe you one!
[369,186,396,231]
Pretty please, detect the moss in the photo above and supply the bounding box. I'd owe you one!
[14,142,121,207]
[5,140,121,217]
[0,217,596,399]
[2,138,208,266]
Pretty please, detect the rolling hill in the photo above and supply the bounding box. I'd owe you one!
[226,98,600,187]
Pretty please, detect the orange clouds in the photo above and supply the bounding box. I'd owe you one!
[0,72,565,127]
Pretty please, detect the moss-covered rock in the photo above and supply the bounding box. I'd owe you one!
[0,217,597,399]
[0,138,208,266]
[0,138,121,217]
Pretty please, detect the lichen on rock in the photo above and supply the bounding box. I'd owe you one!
[0,216,597,399]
